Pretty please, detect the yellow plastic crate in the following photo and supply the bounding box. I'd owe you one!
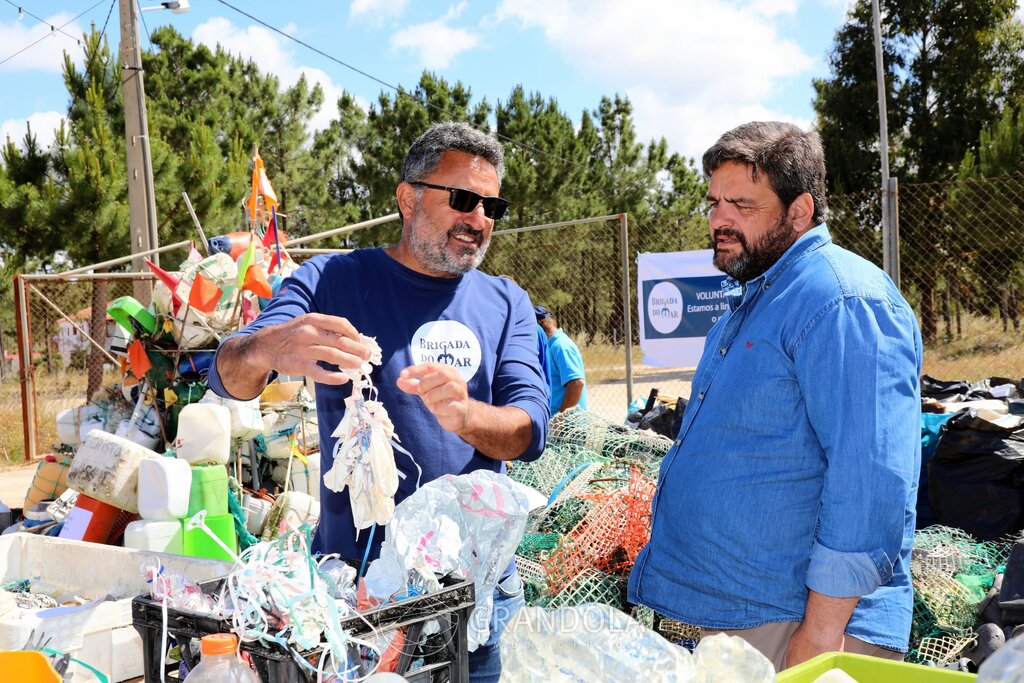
[777,652,976,682]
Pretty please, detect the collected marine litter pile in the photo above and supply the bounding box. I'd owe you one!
[132,469,534,681]
[506,408,706,646]
[8,151,321,555]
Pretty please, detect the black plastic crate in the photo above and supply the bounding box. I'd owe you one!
[132,575,475,682]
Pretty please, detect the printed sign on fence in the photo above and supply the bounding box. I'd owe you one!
[637,250,728,368]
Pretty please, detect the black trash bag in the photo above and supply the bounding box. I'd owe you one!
[922,375,1021,402]
[966,377,1021,401]
[928,409,1024,541]
[921,375,972,401]
[637,400,687,440]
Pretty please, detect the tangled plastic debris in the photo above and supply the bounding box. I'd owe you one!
[324,336,402,530]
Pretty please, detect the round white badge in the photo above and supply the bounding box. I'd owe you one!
[647,281,684,334]
[410,320,482,381]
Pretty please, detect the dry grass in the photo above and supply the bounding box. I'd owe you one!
[923,313,1024,382]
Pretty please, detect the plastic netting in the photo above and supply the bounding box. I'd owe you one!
[545,568,624,610]
[541,464,656,594]
[510,410,673,641]
[906,525,1014,664]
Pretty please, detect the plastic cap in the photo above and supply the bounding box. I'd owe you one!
[200,633,238,655]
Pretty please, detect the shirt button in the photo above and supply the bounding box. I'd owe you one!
[698,392,704,400]
[719,347,727,355]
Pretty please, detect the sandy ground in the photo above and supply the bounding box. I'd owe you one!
[0,463,36,510]
[586,367,695,424]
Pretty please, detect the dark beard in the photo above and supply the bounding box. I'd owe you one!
[711,213,796,282]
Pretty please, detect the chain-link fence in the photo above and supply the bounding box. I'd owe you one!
[7,175,1022,462]
[830,173,1024,382]
[3,274,157,463]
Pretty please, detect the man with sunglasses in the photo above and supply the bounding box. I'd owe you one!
[209,121,549,682]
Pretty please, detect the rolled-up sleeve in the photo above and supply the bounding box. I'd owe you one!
[208,257,325,401]
[494,290,550,462]
[795,294,921,598]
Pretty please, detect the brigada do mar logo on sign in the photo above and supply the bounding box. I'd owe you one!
[410,320,482,381]
[647,280,684,334]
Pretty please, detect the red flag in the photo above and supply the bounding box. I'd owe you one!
[188,272,222,314]
[241,297,258,326]
[145,260,184,312]
[127,339,152,380]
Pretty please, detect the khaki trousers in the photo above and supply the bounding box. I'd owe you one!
[700,622,904,672]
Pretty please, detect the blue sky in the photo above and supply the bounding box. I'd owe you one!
[1,1,1020,162]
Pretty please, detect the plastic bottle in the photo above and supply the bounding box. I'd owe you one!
[185,633,259,682]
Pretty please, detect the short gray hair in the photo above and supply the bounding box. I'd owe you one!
[401,121,505,185]
[702,121,827,225]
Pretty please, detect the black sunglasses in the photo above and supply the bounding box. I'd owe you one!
[408,181,511,220]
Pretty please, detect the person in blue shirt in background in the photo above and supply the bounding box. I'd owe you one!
[535,305,588,414]
[628,121,922,671]
[210,121,549,683]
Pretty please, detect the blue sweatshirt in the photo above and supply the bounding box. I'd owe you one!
[208,248,549,562]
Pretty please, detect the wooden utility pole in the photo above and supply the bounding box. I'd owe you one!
[119,0,158,303]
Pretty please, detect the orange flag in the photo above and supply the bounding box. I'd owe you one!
[242,263,273,298]
[127,340,152,380]
[188,272,222,314]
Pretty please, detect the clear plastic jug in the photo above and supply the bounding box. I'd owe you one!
[186,633,259,682]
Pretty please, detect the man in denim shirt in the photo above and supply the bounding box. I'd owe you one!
[628,121,922,671]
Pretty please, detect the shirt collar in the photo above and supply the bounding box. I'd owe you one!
[722,223,832,297]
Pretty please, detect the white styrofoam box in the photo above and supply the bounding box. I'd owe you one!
[0,533,232,682]
[68,431,159,514]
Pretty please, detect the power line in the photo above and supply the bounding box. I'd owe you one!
[212,0,596,178]
[0,0,105,67]
[99,0,115,37]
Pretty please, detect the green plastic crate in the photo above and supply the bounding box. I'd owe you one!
[777,652,975,682]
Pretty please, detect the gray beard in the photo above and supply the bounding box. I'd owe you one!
[407,217,490,277]
[712,213,795,282]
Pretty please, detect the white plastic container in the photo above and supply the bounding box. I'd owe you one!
[55,407,80,445]
[67,431,159,514]
[174,403,231,465]
[0,534,231,682]
[56,404,105,445]
[137,456,192,520]
[115,408,162,452]
[243,494,273,536]
[199,389,264,440]
[282,491,320,529]
[272,451,321,501]
[123,519,184,554]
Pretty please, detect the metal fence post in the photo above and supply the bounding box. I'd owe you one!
[14,275,37,462]
[619,213,633,408]
[886,177,901,289]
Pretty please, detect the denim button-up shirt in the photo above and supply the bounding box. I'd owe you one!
[627,224,922,651]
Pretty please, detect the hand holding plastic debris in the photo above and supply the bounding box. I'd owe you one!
[324,335,402,530]
[498,604,698,682]
[365,470,532,651]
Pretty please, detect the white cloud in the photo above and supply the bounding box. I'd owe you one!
[0,13,85,73]
[349,0,409,25]
[628,87,811,164]
[389,4,478,70]
[191,17,349,134]
[1,111,65,151]
[496,0,817,159]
